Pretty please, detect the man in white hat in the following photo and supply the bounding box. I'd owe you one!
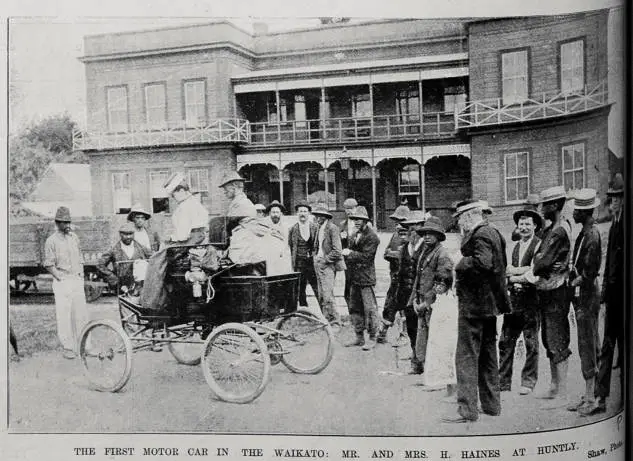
[564,189,602,415]
[43,206,90,359]
[341,206,381,350]
[163,172,209,246]
[127,203,160,253]
[531,185,572,406]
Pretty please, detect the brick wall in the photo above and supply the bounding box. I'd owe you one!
[468,11,608,101]
[470,111,609,229]
[88,145,237,217]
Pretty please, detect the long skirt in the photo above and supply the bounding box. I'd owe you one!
[421,291,458,388]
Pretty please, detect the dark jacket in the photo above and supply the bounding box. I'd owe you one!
[602,212,624,298]
[571,221,602,287]
[344,224,380,286]
[288,221,318,269]
[407,242,454,307]
[314,220,346,272]
[508,235,541,310]
[455,221,511,317]
[97,240,152,288]
[384,231,406,276]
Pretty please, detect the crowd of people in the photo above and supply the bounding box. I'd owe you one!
[40,170,624,424]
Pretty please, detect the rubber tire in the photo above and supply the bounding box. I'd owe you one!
[276,309,334,374]
[78,319,133,392]
[201,323,270,404]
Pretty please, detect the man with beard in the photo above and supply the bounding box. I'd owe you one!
[288,203,319,308]
[443,199,510,423]
[589,174,625,416]
[342,206,381,350]
[43,206,90,359]
[565,189,602,415]
[312,205,345,324]
[502,207,543,395]
[531,186,572,406]
[220,171,257,225]
[266,200,287,238]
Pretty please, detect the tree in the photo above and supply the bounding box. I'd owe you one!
[9,114,88,214]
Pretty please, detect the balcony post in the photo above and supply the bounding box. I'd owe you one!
[418,79,424,136]
[321,86,327,140]
[420,147,426,213]
[276,86,281,143]
[369,80,374,138]
[371,152,377,229]
[279,168,284,205]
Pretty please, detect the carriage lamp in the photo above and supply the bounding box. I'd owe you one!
[185,267,208,298]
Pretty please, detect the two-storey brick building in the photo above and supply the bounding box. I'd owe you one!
[75,11,611,230]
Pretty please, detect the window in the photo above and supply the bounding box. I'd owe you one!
[562,143,585,191]
[112,172,131,214]
[184,80,206,126]
[187,168,209,200]
[396,87,420,118]
[560,39,584,93]
[106,86,128,132]
[267,96,288,124]
[501,50,529,104]
[149,170,170,213]
[399,164,421,196]
[144,83,166,127]
[352,93,371,118]
[504,152,530,203]
[306,169,336,209]
[444,93,467,114]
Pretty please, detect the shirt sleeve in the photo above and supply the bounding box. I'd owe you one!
[43,237,56,268]
[533,229,570,277]
[171,204,194,242]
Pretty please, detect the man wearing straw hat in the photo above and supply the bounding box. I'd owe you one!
[564,189,602,415]
[502,206,543,395]
[590,174,625,416]
[341,206,381,350]
[127,203,161,253]
[43,206,90,359]
[312,205,345,324]
[443,199,510,423]
[531,185,572,405]
[96,222,152,294]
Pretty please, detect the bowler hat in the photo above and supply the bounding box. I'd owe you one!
[119,222,136,234]
[54,206,72,222]
[254,203,266,212]
[218,171,246,188]
[343,198,358,209]
[348,206,371,221]
[294,202,312,212]
[513,208,543,230]
[266,200,286,214]
[452,199,483,218]
[311,205,333,219]
[573,188,601,210]
[389,205,410,221]
[163,172,186,195]
[402,210,428,226]
[417,216,446,241]
[607,173,624,196]
[538,186,568,204]
[127,203,151,221]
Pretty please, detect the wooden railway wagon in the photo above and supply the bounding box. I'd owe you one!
[9,217,117,301]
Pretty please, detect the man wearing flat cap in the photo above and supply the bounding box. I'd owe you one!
[564,189,603,415]
[593,173,625,416]
[127,203,160,253]
[341,206,381,350]
[97,222,152,294]
[444,199,510,423]
[312,205,345,323]
[43,206,90,359]
[501,207,543,395]
[530,185,572,405]
[288,203,319,308]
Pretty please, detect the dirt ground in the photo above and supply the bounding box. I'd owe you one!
[8,228,622,435]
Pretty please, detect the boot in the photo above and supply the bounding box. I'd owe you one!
[362,338,376,351]
[537,360,558,399]
[344,333,365,347]
[376,321,390,344]
[542,359,570,409]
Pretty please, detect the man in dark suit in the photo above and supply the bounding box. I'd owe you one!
[502,208,543,395]
[443,199,511,423]
[589,174,624,416]
[342,206,381,350]
[288,202,319,308]
[97,222,152,293]
[312,205,346,324]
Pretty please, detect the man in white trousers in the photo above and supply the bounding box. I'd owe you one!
[44,206,90,359]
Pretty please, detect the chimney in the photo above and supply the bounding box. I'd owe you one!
[253,22,269,36]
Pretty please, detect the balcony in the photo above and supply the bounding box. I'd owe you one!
[248,112,456,146]
[72,119,249,151]
[455,81,609,129]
